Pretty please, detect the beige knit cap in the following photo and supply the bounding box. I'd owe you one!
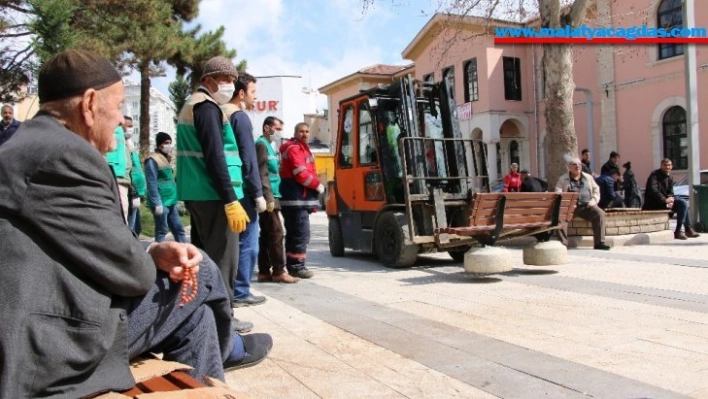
[201,56,238,80]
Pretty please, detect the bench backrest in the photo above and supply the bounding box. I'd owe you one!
[469,192,579,227]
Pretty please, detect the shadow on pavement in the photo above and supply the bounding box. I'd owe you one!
[398,268,503,285]
[502,268,559,276]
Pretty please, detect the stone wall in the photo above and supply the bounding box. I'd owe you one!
[568,210,670,236]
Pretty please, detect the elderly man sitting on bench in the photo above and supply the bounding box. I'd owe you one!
[555,155,611,250]
[0,50,272,398]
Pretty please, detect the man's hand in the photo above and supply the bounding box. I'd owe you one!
[148,242,202,283]
[316,184,325,194]
[131,197,141,208]
[255,196,267,213]
[266,202,275,212]
[587,200,597,207]
[225,200,250,232]
[154,205,164,216]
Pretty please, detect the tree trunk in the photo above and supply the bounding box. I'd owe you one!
[139,61,151,161]
[543,44,577,188]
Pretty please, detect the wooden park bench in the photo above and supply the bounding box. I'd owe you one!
[436,192,579,245]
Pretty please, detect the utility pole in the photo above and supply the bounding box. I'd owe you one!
[683,0,700,224]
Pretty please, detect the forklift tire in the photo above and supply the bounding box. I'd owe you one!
[328,217,345,257]
[374,212,418,268]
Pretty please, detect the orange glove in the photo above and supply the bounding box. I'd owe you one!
[224,201,250,233]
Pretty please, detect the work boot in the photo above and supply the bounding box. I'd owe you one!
[593,242,611,250]
[257,272,272,282]
[272,271,299,284]
[686,228,701,238]
[674,231,688,240]
[289,267,314,279]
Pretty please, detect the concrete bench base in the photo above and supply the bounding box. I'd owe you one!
[464,246,513,275]
[523,241,568,265]
[567,230,675,248]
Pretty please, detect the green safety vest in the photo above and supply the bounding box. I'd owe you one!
[147,152,178,207]
[129,151,147,196]
[256,136,281,199]
[176,91,243,201]
[105,127,128,178]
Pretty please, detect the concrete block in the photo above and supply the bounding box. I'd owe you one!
[523,241,568,266]
[464,246,513,275]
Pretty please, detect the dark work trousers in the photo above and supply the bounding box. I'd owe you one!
[186,200,239,298]
[127,251,234,381]
[281,207,311,272]
[672,197,692,233]
[258,208,286,276]
[558,204,606,246]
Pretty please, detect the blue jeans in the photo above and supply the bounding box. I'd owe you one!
[128,206,141,236]
[673,197,692,232]
[234,199,259,300]
[153,204,187,243]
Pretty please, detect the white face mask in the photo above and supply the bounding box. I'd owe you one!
[210,81,235,105]
[124,127,134,139]
[160,144,173,154]
[272,133,282,143]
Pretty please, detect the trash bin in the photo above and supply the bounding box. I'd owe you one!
[692,184,708,232]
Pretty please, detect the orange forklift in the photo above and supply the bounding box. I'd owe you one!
[325,75,490,268]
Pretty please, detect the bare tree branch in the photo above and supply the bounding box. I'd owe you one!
[568,0,590,26]
[0,30,31,38]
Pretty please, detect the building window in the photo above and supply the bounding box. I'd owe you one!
[463,58,479,102]
[662,106,687,169]
[442,66,455,98]
[509,140,520,166]
[503,57,522,101]
[657,0,683,60]
[423,73,434,82]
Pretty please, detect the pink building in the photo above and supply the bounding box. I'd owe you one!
[319,0,708,185]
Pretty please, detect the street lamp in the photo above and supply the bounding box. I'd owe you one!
[683,0,700,224]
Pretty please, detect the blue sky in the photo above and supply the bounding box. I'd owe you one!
[150,0,442,109]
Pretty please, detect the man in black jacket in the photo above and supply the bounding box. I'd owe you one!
[520,169,547,192]
[642,158,699,239]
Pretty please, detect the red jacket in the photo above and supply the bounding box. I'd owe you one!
[279,139,320,208]
[504,172,522,192]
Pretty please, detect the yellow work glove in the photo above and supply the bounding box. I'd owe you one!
[224,201,250,233]
[266,202,275,212]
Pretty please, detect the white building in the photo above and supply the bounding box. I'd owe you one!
[122,80,176,149]
[245,75,321,141]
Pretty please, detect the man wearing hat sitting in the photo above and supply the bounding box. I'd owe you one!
[0,49,272,398]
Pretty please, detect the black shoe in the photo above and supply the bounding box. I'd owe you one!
[233,319,253,334]
[593,242,611,250]
[232,294,266,308]
[289,268,314,279]
[224,333,273,371]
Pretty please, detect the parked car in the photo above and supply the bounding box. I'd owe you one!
[673,170,708,202]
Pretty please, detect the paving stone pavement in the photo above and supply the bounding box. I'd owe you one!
[223,213,708,398]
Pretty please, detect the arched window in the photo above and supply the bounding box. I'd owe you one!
[657,0,683,60]
[662,106,687,169]
[463,58,478,102]
[509,140,520,166]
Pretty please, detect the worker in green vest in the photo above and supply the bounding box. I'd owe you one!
[105,121,130,221]
[124,116,146,235]
[175,56,251,308]
[256,116,299,284]
[146,132,186,243]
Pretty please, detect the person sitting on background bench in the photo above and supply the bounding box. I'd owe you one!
[642,158,699,240]
[0,49,272,398]
[555,155,611,250]
[595,169,625,209]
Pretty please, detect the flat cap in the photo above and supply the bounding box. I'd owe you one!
[201,56,238,80]
[38,49,122,104]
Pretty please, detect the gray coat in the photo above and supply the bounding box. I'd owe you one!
[0,114,156,397]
